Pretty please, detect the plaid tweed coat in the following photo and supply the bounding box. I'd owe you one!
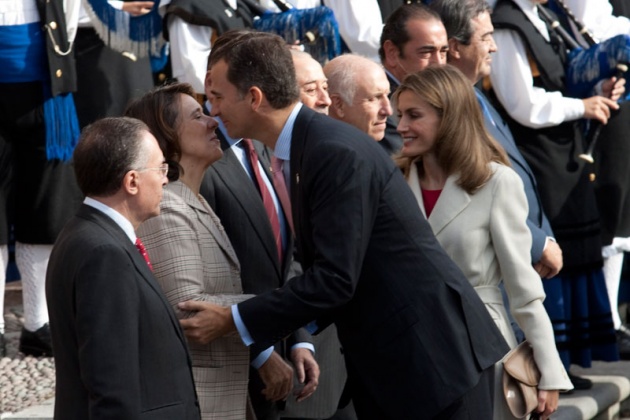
[138,180,252,420]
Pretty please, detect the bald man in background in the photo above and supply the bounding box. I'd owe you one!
[324,54,392,143]
[291,50,332,115]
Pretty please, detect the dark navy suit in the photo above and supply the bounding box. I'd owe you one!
[476,88,554,263]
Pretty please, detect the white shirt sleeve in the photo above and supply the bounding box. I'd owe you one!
[490,28,584,128]
[167,14,212,94]
[324,0,383,62]
[565,0,630,41]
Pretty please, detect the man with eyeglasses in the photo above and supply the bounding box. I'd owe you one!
[378,2,449,155]
[46,117,201,420]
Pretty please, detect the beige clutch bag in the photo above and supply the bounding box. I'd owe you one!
[503,340,541,418]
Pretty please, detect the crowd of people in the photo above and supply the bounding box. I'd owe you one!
[3,0,630,419]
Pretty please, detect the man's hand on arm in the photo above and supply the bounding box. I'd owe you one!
[258,351,294,402]
[290,347,320,402]
[534,239,563,279]
[178,301,235,344]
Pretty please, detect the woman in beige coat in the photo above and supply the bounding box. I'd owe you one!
[394,65,573,420]
[127,83,252,420]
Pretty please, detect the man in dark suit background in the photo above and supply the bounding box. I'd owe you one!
[46,117,200,420]
[200,118,319,419]
[429,0,563,278]
[180,30,509,419]
[378,3,450,156]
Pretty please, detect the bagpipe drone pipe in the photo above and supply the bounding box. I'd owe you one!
[543,0,630,242]
[538,2,628,164]
[252,0,343,64]
[546,0,630,100]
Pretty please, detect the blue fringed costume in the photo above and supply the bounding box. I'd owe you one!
[0,0,83,246]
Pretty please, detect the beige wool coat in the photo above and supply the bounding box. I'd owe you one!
[407,161,573,419]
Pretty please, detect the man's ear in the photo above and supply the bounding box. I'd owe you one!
[448,38,462,60]
[329,94,346,118]
[382,40,401,68]
[249,86,264,110]
[123,170,140,196]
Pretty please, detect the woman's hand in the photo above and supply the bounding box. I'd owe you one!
[536,389,559,419]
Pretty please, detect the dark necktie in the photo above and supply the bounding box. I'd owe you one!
[135,237,153,271]
[241,139,283,262]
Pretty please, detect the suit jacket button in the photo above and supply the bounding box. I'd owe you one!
[49,21,57,30]
[589,173,596,182]
[55,69,62,78]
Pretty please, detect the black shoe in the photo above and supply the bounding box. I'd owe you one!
[617,325,630,360]
[568,373,593,390]
[19,324,53,357]
[0,333,5,357]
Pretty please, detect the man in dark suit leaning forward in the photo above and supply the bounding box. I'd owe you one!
[46,117,201,420]
[179,30,509,419]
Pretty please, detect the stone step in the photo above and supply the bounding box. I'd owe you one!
[0,398,53,420]
[553,361,630,420]
[4,362,630,419]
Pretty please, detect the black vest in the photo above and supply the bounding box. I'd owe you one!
[36,0,77,95]
[490,0,602,271]
[610,0,630,18]
[164,0,258,41]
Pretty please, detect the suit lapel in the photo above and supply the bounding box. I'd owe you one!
[289,107,310,258]
[429,175,471,236]
[211,146,283,278]
[79,205,189,348]
[170,181,241,268]
[406,166,471,237]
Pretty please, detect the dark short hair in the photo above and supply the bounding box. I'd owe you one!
[430,0,491,45]
[73,117,149,197]
[125,82,196,180]
[379,3,442,62]
[208,30,300,109]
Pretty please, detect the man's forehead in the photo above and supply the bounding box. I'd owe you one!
[208,61,232,90]
[406,17,446,40]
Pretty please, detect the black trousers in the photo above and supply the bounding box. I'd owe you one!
[0,81,83,244]
[350,365,495,420]
[594,100,630,244]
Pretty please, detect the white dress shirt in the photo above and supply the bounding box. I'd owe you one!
[490,0,585,128]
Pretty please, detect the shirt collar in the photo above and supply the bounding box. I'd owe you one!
[384,68,401,87]
[513,0,550,41]
[274,102,302,161]
[84,196,136,243]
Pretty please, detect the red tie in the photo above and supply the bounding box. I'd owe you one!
[135,237,153,271]
[241,139,283,262]
[271,155,294,233]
